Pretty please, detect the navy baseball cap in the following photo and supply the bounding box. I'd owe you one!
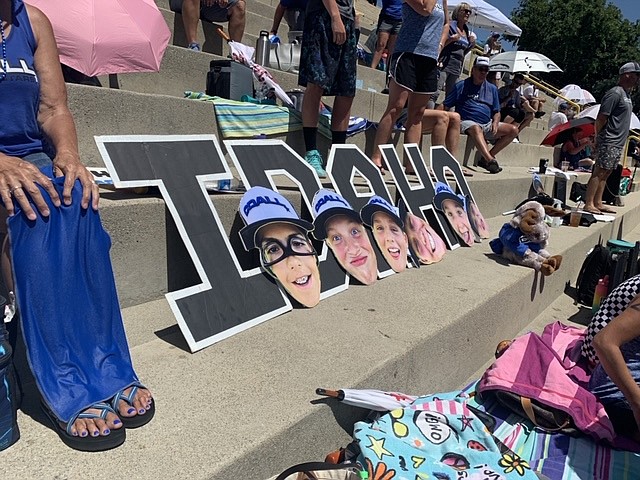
[360,195,403,228]
[238,186,313,251]
[311,189,361,241]
[433,182,464,211]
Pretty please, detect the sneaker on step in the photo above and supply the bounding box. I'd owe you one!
[187,42,201,52]
[304,150,327,178]
[512,136,520,143]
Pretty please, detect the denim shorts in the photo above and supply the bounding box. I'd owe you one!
[23,152,54,171]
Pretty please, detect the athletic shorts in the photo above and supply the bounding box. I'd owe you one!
[298,10,357,97]
[460,120,499,142]
[23,151,54,169]
[594,143,623,170]
[500,106,525,123]
[200,0,240,23]
[376,14,402,35]
[389,52,438,94]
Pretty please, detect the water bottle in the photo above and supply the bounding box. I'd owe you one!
[255,30,270,67]
[592,275,609,313]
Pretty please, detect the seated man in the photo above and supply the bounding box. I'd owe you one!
[270,0,308,40]
[548,102,570,131]
[560,128,595,170]
[582,274,640,441]
[182,0,246,51]
[443,56,519,174]
[521,80,546,118]
[498,73,533,136]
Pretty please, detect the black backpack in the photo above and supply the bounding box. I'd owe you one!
[576,243,612,306]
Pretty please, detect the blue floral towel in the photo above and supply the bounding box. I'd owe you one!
[354,391,538,480]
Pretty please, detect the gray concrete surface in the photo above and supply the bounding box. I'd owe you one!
[6,190,640,480]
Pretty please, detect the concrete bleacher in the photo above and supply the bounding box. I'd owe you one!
[6,1,640,479]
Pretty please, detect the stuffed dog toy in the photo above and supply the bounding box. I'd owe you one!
[489,201,563,276]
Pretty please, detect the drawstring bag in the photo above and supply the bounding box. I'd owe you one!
[0,295,20,451]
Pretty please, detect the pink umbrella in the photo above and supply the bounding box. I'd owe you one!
[25,0,171,77]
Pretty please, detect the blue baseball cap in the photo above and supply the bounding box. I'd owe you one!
[238,186,313,251]
[311,189,361,241]
[433,182,464,211]
[360,195,403,228]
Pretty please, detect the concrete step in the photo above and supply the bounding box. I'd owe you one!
[7,191,640,480]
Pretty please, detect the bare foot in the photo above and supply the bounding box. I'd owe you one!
[65,405,122,437]
[114,386,153,419]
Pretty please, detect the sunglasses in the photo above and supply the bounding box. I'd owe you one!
[260,234,316,267]
[476,67,489,72]
[463,9,472,14]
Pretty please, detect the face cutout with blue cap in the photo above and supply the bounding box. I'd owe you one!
[239,186,321,307]
[433,182,474,247]
[361,196,409,273]
[311,189,378,286]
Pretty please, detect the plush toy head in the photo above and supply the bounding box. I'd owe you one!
[510,201,548,245]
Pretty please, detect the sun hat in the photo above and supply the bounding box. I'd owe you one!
[311,189,361,241]
[432,182,464,211]
[360,196,403,228]
[239,186,313,250]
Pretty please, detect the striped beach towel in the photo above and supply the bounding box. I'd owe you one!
[184,92,371,139]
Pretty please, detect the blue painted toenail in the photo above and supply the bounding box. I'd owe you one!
[138,409,145,414]
[113,419,121,425]
[81,431,88,437]
[93,430,99,436]
[127,408,136,414]
[104,429,110,435]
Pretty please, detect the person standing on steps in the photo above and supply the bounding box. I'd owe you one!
[369,0,450,175]
[583,62,639,215]
[297,0,358,178]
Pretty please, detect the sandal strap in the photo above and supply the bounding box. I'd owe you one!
[111,384,148,411]
[66,402,117,435]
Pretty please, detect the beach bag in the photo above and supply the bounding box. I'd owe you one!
[576,242,612,306]
[490,390,577,434]
[269,43,301,73]
[0,296,20,451]
[274,461,365,480]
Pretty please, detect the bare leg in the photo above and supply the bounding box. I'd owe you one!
[227,0,246,42]
[302,83,324,128]
[331,95,355,132]
[518,112,534,132]
[370,31,390,69]
[465,125,495,160]
[584,165,611,212]
[444,112,460,157]
[370,79,410,168]
[425,110,449,147]
[488,123,519,157]
[182,0,201,45]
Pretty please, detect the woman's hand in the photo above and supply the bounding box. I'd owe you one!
[0,154,61,221]
[53,151,100,210]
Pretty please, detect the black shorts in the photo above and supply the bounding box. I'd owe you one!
[376,14,402,35]
[389,52,438,94]
[500,106,525,123]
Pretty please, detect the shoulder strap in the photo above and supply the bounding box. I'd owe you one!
[520,397,571,432]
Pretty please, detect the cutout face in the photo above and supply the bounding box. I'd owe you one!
[325,215,378,285]
[442,198,474,246]
[404,212,447,264]
[468,199,490,239]
[257,223,321,307]
[371,211,408,272]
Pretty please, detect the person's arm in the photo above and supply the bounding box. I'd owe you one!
[491,85,500,134]
[438,0,450,51]
[404,0,438,17]
[594,113,608,137]
[564,138,590,155]
[321,0,346,44]
[29,6,99,211]
[593,293,640,430]
[270,3,286,34]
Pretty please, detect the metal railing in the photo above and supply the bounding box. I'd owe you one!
[524,74,581,114]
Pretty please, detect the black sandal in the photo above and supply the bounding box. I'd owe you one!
[42,402,126,452]
[477,157,502,174]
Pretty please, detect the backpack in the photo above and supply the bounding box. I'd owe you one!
[576,243,612,306]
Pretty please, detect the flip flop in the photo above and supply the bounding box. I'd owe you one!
[112,385,155,429]
[42,402,126,452]
[598,207,616,214]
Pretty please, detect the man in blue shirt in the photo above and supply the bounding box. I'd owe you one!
[443,56,518,173]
